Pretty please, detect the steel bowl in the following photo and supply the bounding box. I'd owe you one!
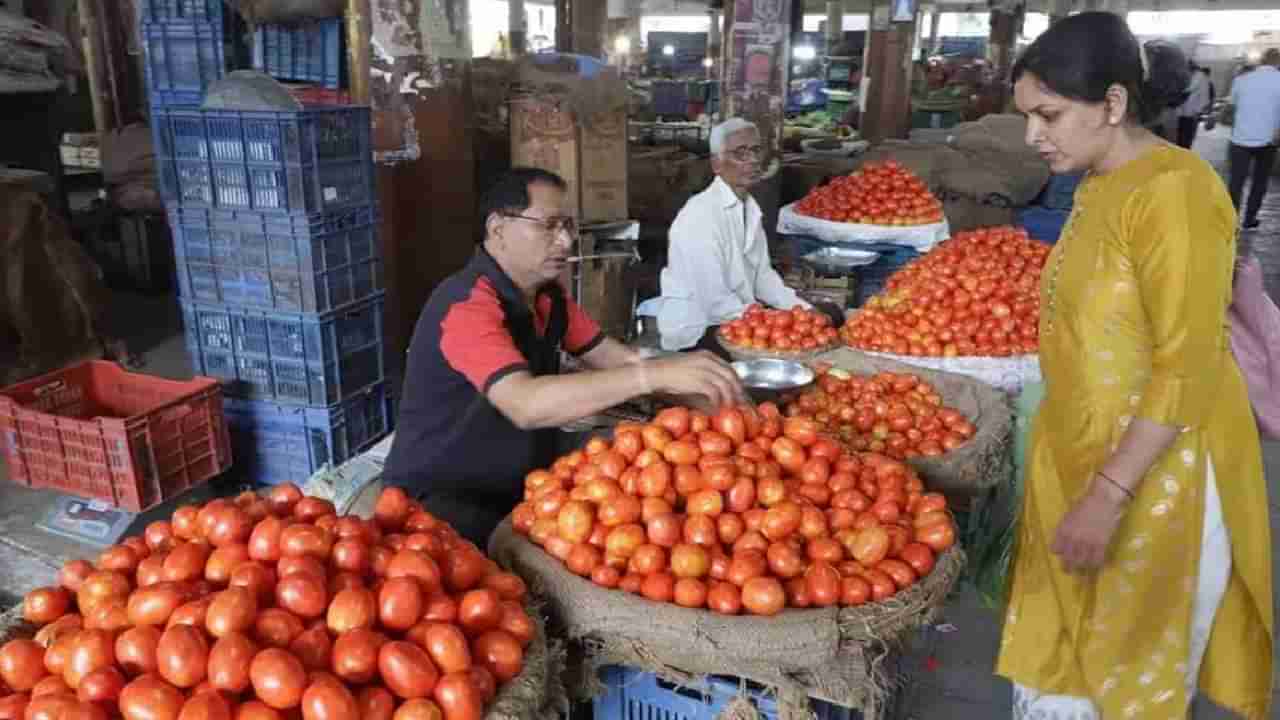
[731,359,816,404]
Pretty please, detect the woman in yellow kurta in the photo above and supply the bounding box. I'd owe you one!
[998,13,1273,719]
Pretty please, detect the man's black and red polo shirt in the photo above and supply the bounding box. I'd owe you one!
[383,248,603,545]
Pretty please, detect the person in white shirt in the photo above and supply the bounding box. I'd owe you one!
[1176,62,1211,149]
[1228,48,1280,229]
[656,118,822,352]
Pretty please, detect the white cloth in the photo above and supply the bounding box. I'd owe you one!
[656,176,808,351]
[1178,73,1211,118]
[1012,455,1232,719]
[1230,66,1280,147]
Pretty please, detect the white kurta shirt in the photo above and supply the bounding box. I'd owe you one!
[656,176,808,351]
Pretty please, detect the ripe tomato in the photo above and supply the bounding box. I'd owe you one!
[250,648,308,709]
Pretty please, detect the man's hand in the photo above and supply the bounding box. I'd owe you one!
[643,351,748,411]
[1050,477,1129,573]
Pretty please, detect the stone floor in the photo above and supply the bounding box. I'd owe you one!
[0,124,1278,718]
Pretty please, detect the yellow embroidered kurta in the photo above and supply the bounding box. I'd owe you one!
[996,146,1274,719]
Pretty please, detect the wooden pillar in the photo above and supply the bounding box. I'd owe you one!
[556,0,571,52]
[987,7,1021,110]
[860,0,915,142]
[509,0,527,56]
[570,0,607,57]
[721,0,794,172]
[362,0,478,364]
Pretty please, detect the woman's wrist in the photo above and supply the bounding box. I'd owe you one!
[1091,471,1134,507]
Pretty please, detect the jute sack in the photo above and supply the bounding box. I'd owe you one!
[815,348,1014,502]
[0,597,564,720]
[489,520,965,720]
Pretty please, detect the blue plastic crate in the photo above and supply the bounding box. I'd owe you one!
[139,0,222,23]
[223,382,393,486]
[253,19,344,90]
[168,205,382,313]
[143,22,226,109]
[1016,205,1071,245]
[152,106,374,215]
[181,294,386,406]
[594,666,860,720]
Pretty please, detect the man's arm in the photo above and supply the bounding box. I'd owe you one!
[487,352,746,430]
[579,336,644,370]
[748,221,809,310]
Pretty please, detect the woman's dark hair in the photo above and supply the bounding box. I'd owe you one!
[1011,12,1152,123]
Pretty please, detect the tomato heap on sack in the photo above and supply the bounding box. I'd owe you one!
[782,367,976,459]
[718,305,840,353]
[841,226,1051,357]
[511,405,958,616]
[793,161,943,226]
[1,485,535,720]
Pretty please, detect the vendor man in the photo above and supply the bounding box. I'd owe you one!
[657,118,828,352]
[383,168,746,547]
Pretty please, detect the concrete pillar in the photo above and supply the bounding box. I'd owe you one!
[1046,0,1070,24]
[826,1,843,54]
[927,6,941,57]
[708,6,722,78]
[987,8,1021,109]
[860,0,915,142]
[509,0,526,56]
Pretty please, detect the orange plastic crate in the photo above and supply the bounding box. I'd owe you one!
[0,361,232,512]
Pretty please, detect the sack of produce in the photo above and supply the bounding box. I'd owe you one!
[778,161,950,250]
[0,484,564,720]
[943,115,1051,208]
[489,404,966,720]
[840,225,1048,394]
[801,349,1013,504]
[716,304,842,361]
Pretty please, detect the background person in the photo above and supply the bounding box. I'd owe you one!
[1227,48,1280,229]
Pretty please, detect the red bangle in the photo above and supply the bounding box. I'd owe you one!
[1098,471,1135,502]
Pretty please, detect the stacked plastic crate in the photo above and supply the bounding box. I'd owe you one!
[145,4,392,487]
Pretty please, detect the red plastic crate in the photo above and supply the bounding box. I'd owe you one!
[282,84,352,106]
[0,361,232,512]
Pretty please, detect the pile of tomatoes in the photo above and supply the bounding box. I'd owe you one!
[0,485,536,720]
[781,367,975,460]
[793,161,944,227]
[841,226,1050,357]
[718,305,840,354]
[511,404,957,617]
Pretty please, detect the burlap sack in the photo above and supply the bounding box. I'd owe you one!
[489,521,965,720]
[0,595,563,720]
[815,348,1014,501]
[629,150,713,226]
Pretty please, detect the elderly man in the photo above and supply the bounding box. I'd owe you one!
[1228,48,1280,229]
[657,118,823,352]
[383,168,745,546]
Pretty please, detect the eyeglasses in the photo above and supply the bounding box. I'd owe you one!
[727,145,764,162]
[505,214,578,237]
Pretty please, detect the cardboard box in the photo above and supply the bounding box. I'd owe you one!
[510,62,628,224]
[61,132,98,147]
[78,147,101,168]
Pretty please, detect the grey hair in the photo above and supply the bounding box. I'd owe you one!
[709,118,759,156]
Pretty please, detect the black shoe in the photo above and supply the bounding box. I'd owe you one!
[1243,218,1260,230]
